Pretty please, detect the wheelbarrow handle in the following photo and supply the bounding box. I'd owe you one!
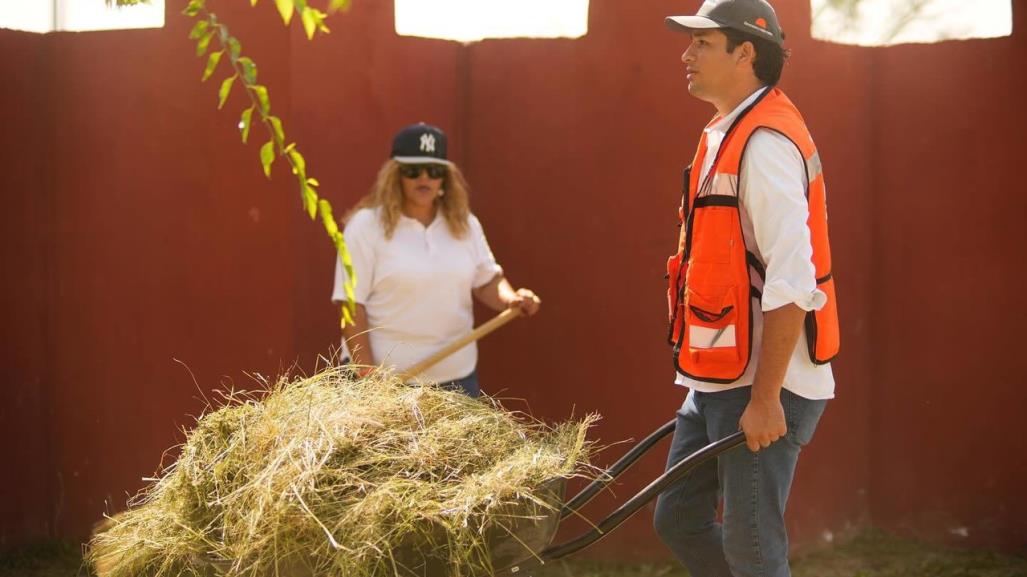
[397,308,522,381]
[559,419,677,520]
[499,430,747,576]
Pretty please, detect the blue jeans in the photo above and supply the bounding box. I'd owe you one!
[653,387,827,577]
[438,370,480,397]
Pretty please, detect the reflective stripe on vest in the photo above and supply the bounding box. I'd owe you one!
[666,88,841,383]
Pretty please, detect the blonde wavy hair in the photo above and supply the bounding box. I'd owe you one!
[347,159,472,239]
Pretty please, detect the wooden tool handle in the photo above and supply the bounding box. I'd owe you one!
[400,307,522,381]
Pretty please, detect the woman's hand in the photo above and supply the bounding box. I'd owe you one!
[506,288,541,316]
[474,275,541,315]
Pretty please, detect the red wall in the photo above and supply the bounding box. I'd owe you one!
[867,8,1027,549]
[0,29,55,548]
[1,0,1023,558]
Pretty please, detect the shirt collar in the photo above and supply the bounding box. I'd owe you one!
[398,210,442,229]
[706,86,769,135]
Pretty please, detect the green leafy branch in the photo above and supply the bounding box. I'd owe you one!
[182,0,356,325]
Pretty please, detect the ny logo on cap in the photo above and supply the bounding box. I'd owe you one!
[420,133,436,153]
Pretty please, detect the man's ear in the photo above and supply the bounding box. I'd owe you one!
[737,40,756,67]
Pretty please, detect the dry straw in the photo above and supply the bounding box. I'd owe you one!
[89,367,598,577]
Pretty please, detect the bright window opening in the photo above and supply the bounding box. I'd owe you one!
[394,0,589,43]
[811,0,1012,46]
[0,0,164,34]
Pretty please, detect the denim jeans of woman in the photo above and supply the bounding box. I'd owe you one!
[438,370,480,397]
[653,386,827,577]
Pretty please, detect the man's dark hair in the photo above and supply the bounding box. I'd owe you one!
[723,28,789,86]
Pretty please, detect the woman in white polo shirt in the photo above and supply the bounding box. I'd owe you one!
[331,123,540,396]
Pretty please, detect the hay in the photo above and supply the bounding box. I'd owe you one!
[88,367,598,577]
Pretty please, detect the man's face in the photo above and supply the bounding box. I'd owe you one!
[681,29,740,103]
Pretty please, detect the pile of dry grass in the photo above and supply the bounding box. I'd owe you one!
[88,367,597,577]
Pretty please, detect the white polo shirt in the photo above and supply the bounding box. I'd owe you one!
[676,87,836,400]
[332,207,503,383]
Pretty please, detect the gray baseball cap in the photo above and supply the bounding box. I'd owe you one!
[666,0,784,46]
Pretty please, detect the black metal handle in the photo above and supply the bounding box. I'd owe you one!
[498,430,747,576]
[559,419,677,520]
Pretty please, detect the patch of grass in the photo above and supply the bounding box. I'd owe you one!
[791,528,1027,577]
[4,528,1027,577]
[530,528,1027,577]
[0,540,91,577]
[533,560,689,577]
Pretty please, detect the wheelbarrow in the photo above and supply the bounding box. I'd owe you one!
[396,310,748,575]
[489,422,745,576]
[374,420,745,577]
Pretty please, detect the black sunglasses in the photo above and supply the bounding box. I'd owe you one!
[399,164,447,180]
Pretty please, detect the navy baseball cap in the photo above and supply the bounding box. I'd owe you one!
[390,123,451,165]
[666,0,784,46]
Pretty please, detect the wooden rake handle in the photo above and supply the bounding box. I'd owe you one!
[399,307,522,381]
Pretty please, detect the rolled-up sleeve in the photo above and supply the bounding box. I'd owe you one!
[743,129,827,313]
[468,215,504,288]
[331,209,376,304]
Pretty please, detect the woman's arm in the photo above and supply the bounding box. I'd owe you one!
[472,274,541,316]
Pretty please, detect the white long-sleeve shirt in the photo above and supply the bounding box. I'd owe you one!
[676,87,835,400]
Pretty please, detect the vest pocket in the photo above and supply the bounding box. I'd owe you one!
[690,206,734,264]
[685,284,740,363]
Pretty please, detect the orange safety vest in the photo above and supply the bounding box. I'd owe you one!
[667,88,840,383]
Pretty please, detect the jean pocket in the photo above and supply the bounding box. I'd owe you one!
[783,389,827,447]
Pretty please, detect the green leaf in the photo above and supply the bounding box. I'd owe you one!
[302,182,318,219]
[333,220,357,308]
[237,57,258,84]
[187,19,209,39]
[319,199,339,236]
[298,7,328,39]
[252,85,270,116]
[268,116,285,145]
[227,37,242,60]
[217,74,236,109]
[300,7,317,39]
[250,0,259,5]
[274,0,294,25]
[195,31,215,57]
[320,192,355,296]
[328,0,351,13]
[343,281,356,309]
[306,177,320,187]
[287,147,306,176]
[201,50,223,81]
[341,252,356,309]
[182,0,204,16]
[239,106,254,144]
[260,140,275,178]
